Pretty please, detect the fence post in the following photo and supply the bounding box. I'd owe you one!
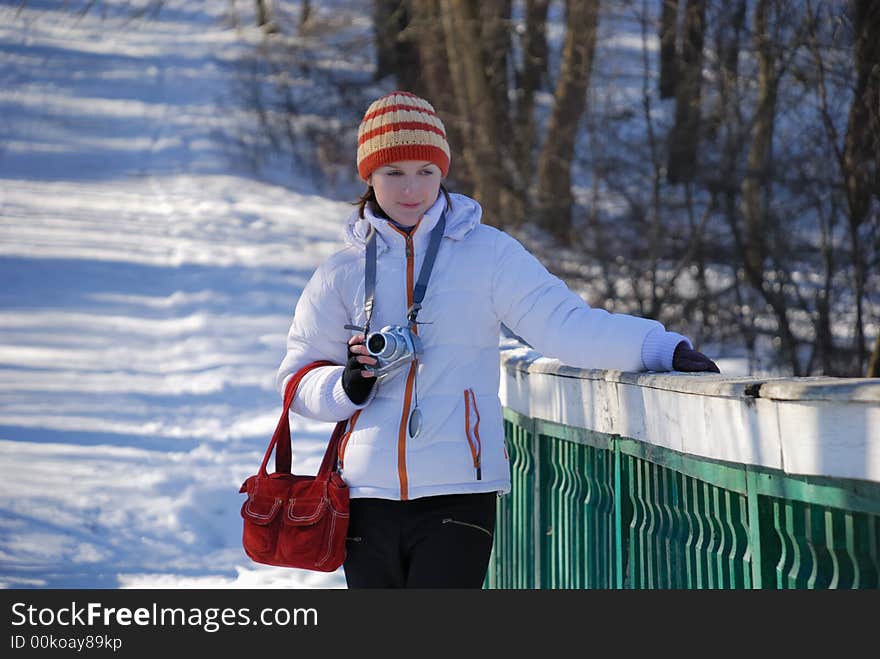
[613,435,624,589]
[533,423,542,588]
[746,470,764,589]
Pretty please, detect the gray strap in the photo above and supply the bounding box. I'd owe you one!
[363,224,377,335]
[360,212,446,333]
[409,212,446,325]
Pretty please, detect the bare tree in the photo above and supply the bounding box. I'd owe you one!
[666,0,706,184]
[233,0,875,377]
[255,0,278,33]
[860,0,880,376]
[513,0,550,188]
[800,0,879,375]
[736,0,802,373]
[440,0,515,226]
[534,0,601,242]
[300,0,312,31]
[406,0,473,192]
[659,0,678,99]
[843,0,879,374]
[706,0,746,141]
[870,334,880,377]
[373,0,420,90]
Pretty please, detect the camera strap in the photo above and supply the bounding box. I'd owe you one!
[358,210,447,440]
[363,224,377,336]
[361,210,447,335]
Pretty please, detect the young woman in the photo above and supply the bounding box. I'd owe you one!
[276,91,719,588]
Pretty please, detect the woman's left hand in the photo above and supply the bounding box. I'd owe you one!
[672,342,721,373]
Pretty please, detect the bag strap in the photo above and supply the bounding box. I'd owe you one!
[259,360,344,478]
[316,419,348,478]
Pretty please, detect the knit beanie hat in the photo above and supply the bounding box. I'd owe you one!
[356,91,450,181]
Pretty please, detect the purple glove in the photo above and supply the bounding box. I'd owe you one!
[672,342,720,373]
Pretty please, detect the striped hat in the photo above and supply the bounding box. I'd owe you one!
[356,91,450,181]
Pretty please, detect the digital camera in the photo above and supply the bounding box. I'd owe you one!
[365,324,423,378]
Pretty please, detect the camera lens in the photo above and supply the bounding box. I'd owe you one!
[367,333,387,355]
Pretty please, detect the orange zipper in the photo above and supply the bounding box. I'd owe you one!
[398,361,417,499]
[464,388,482,480]
[388,223,420,500]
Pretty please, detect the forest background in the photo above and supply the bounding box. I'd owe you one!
[241,0,880,378]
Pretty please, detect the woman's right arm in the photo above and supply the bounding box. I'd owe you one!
[275,261,375,422]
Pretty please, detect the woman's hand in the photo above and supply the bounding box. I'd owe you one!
[342,334,379,404]
[672,342,721,373]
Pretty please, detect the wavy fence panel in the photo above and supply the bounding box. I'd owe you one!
[486,409,880,589]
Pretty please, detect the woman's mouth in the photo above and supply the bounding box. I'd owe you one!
[399,202,421,209]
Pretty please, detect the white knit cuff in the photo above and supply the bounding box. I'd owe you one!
[287,366,375,421]
[641,329,691,372]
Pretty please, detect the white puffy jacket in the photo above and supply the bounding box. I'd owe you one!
[276,193,688,501]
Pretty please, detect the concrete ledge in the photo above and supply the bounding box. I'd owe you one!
[498,340,880,484]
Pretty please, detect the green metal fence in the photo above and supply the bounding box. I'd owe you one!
[485,408,880,589]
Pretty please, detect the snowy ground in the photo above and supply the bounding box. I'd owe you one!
[0,0,350,588]
[0,0,767,590]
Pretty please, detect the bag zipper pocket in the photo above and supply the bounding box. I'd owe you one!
[464,388,482,480]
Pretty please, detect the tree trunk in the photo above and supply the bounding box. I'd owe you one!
[406,0,442,100]
[373,0,420,90]
[707,0,746,141]
[869,333,880,378]
[666,0,705,184]
[514,0,550,204]
[816,205,835,375]
[300,0,312,30]
[481,0,513,128]
[479,0,526,225]
[407,0,471,190]
[534,0,600,242]
[255,0,277,33]
[440,0,510,227]
[740,0,800,374]
[742,0,775,288]
[720,0,746,76]
[844,0,880,374]
[659,0,678,99]
[256,0,269,26]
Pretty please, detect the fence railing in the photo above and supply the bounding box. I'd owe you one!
[485,341,880,589]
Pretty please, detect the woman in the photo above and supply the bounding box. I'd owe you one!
[276,91,719,588]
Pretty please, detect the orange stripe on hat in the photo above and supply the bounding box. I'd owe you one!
[358,121,446,146]
[363,102,440,123]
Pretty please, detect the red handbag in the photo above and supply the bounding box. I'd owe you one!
[239,361,350,571]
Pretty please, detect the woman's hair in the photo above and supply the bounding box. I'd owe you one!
[355,183,453,219]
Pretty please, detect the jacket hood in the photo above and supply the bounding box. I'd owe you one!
[343,192,482,253]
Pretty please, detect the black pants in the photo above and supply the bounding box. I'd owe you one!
[343,493,497,588]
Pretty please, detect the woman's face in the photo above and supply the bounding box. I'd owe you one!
[369,161,442,228]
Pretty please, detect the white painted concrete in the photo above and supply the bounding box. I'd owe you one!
[499,341,880,483]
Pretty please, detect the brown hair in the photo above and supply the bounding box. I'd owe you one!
[355,184,453,219]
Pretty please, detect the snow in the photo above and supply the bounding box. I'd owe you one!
[0,0,348,588]
[2,0,860,590]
